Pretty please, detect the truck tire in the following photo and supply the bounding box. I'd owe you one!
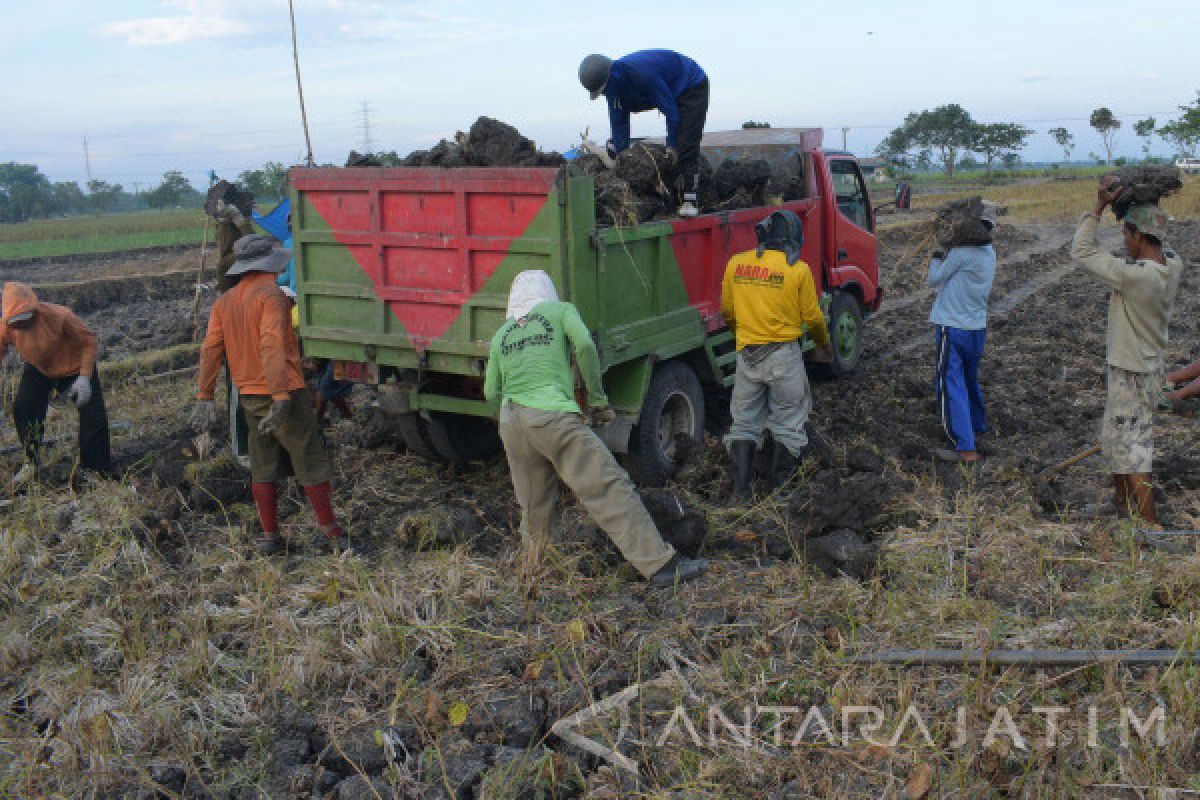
[824,291,864,376]
[425,412,502,466]
[624,362,705,487]
[397,412,440,460]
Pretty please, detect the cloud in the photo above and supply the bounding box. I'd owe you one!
[100,1,250,46]
[1018,70,1051,83]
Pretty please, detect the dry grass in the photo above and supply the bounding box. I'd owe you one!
[1,179,1199,798]
[903,174,1200,224]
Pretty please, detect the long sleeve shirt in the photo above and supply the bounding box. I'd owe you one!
[927,244,996,330]
[603,50,707,152]
[1070,212,1183,373]
[0,282,97,379]
[483,300,608,413]
[197,272,306,400]
[720,249,829,350]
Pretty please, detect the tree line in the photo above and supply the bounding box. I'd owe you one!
[0,160,295,224]
[879,91,1200,178]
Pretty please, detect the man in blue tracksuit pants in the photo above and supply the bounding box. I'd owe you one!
[928,214,997,463]
[578,49,709,216]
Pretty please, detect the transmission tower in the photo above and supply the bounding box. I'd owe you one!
[358,101,375,154]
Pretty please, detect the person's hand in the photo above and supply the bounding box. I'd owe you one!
[190,400,217,433]
[1095,176,1120,215]
[931,250,946,261]
[214,199,244,224]
[66,375,92,407]
[813,344,835,363]
[591,407,616,426]
[258,398,291,434]
[665,147,678,162]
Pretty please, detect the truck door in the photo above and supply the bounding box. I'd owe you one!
[828,158,875,287]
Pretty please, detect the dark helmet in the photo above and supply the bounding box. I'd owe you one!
[579,54,613,99]
[755,209,805,265]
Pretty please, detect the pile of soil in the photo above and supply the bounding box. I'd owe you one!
[1109,164,1183,219]
[389,116,794,226]
[934,196,993,247]
[401,117,565,169]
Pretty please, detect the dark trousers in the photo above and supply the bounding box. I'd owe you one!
[935,326,988,452]
[675,77,710,198]
[13,363,112,473]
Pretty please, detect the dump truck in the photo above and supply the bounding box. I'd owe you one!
[288,128,881,484]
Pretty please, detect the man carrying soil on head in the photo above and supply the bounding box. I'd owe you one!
[192,235,348,554]
[720,210,832,501]
[1,283,111,487]
[206,181,257,293]
[484,270,708,587]
[929,203,997,464]
[579,50,708,218]
[1071,178,1183,526]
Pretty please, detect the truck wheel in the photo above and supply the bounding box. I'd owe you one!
[624,362,705,487]
[824,291,864,376]
[397,412,440,460]
[425,412,502,466]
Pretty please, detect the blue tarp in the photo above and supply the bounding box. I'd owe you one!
[252,199,295,291]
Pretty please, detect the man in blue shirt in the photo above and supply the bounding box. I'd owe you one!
[579,50,709,217]
[928,205,997,463]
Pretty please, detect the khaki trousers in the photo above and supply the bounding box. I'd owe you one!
[498,403,675,579]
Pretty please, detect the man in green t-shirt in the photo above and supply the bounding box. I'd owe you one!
[484,270,708,586]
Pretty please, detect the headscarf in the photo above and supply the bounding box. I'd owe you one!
[506,270,559,320]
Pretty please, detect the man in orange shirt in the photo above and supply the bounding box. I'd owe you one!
[1,282,111,484]
[192,235,346,554]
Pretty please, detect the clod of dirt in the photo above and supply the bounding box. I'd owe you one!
[465,116,565,167]
[639,488,707,557]
[714,157,771,206]
[1110,165,1183,219]
[420,737,494,800]
[804,528,877,580]
[934,196,993,248]
[183,452,250,510]
[204,180,254,217]
[344,150,382,167]
[613,142,677,196]
[593,172,640,227]
[396,505,482,549]
[768,155,806,201]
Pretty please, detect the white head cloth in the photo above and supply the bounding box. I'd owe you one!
[506,270,559,320]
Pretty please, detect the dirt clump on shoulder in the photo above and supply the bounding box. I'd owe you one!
[934,196,993,248]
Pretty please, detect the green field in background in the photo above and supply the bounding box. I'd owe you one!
[0,209,207,262]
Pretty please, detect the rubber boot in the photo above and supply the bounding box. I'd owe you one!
[730,440,755,502]
[771,446,801,490]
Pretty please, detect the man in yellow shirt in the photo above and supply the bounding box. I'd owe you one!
[720,210,832,500]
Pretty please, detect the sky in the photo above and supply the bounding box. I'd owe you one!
[2,0,1198,191]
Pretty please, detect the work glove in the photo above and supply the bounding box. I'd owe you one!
[590,407,616,426]
[190,400,217,433]
[258,398,291,435]
[66,375,92,407]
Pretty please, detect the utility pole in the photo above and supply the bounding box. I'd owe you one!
[83,137,93,183]
[358,101,374,154]
[841,127,850,151]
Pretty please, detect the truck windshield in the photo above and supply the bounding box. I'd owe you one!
[831,159,872,232]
